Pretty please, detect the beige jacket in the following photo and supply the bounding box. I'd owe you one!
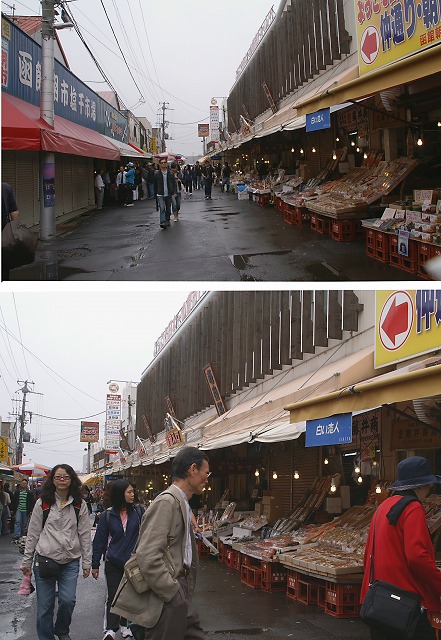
[111,484,198,629]
[22,495,92,570]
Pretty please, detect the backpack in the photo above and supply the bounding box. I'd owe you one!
[41,499,82,529]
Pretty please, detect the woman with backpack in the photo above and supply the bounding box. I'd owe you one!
[91,479,145,640]
[20,464,92,640]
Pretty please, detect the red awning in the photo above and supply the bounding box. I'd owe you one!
[2,93,119,160]
[128,142,152,158]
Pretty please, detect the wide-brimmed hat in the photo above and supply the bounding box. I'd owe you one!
[390,456,441,491]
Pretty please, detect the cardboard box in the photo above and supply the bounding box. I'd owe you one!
[326,497,342,514]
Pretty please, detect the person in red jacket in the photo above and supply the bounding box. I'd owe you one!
[361,456,441,640]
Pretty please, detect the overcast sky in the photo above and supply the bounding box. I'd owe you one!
[6,0,279,158]
[0,290,194,472]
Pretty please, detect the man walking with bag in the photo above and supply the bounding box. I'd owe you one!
[360,456,441,640]
[111,446,209,640]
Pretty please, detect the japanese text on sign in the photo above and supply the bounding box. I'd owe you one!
[306,413,353,447]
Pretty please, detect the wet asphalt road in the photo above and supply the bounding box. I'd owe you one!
[8,189,425,282]
[0,532,371,640]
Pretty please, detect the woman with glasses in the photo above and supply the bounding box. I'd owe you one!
[20,464,92,640]
[92,479,145,640]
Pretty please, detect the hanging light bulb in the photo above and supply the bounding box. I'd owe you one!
[324,457,329,465]
[351,141,356,147]
[294,470,299,479]
[356,147,360,153]
[375,485,381,494]
[208,486,212,491]
[330,478,337,493]
[363,152,368,159]
[312,146,316,153]
[300,148,304,154]
[291,147,295,152]
[336,136,340,142]
[255,469,260,477]
[438,121,441,127]
[332,151,337,160]
[272,471,278,480]
[357,475,363,483]
[354,463,361,474]
[417,136,423,146]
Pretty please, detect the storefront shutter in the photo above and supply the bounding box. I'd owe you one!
[2,151,39,228]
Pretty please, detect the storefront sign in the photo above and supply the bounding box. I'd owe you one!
[142,414,156,443]
[1,16,127,140]
[80,421,99,443]
[210,106,220,142]
[0,436,8,462]
[355,0,441,75]
[391,419,441,449]
[375,290,441,367]
[306,108,331,132]
[203,364,227,416]
[236,6,276,79]
[165,396,176,417]
[305,413,353,446]
[154,292,205,356]
[198,123,209,137]
[165,427,184,448]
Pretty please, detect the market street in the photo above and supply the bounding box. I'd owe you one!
[9,191,427,282]
[0,533,370,640]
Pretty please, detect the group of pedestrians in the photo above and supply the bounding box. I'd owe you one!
[15,447,209,640]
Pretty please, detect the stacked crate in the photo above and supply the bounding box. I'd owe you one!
[261,561,287,593]
[324,582,361,618]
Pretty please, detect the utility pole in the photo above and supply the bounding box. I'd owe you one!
[16,381,34,465]
[159,102,170,152]
[40,0,56,241]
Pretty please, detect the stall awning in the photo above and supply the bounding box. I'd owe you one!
[2,93,120,160]
[197,345,376,451]
[293,46,441,117]
[284,360,441,422]
[128,142,153,159]
[101,135,147,159]
[78,472,104,486]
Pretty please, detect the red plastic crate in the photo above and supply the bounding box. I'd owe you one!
[325,582,360,607]
[241,564,262,589]
[325,602,361,618]
[286,569,300,601]
[375,230,389,263]
[197,539,210,559]
[432,245,441,259]
[366,228,376,259]
[317,584,326,608]
[331,219,363,242]
[258,193,271,206]
[417,242,433,279]
[389,235,417,273]
[284,209,296,225]
[261,561,287,592]
[316,215,331,235]
[297,577,319,605]
[310,212,320,232]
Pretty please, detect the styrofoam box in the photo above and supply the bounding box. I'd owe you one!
[238,190,249,200]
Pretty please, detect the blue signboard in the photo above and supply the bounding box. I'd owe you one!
[1,16,127,141]
[306,108,331,132]
[305,413,352,447]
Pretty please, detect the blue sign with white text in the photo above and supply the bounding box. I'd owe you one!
[306,108,331,132]
[305,413,352,447]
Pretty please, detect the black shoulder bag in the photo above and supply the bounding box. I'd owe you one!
[360,498,423,639]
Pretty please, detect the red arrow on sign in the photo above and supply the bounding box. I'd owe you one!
[381,297,409,346]
[362,31,377,61]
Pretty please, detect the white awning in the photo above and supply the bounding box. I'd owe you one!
[101,135,148,159]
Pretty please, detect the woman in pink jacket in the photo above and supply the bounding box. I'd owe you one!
[361,456,441,640]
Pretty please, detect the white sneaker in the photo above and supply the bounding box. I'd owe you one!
[120,627,133,638]
[103,631,116,640]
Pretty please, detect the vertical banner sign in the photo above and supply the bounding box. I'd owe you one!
[80,421,99,443]
[210,106,220,142]
[0,436,8,462]
[203,364,227,416]
[165,396,176,416]
[305,413,353,447]
[105,392,121,454]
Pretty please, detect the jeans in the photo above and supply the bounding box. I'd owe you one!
[105,561,128,632]
[158,195,172,224]
[221,177,230,192]
[34,558,80,640]
[13,510,28,538]
[148,183,155,199]
[172,193,181,214]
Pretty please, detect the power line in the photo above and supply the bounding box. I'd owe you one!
[12,293,31,379]
[34,410,106,421]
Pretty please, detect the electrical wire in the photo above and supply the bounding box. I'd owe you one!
[0,305,21,380]
[138,0,162,102]
[13,293,31,379]
[33,410,106,421]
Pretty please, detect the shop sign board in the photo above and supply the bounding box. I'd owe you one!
[165,427,184,448]
[80,421,99,443]
[198,123,209,138]
[355,0,441,76]
[105,392,121,454]
[0,436,8,462]
[391,419,441,449]
[306,108,331,132]
[210,106,220,142]
[375,290,441,368]
[305,413,352,447]
[203,364,227,416]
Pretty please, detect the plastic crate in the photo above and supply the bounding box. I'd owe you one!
[316,215,331,235]
[258,193,271,206]
[261,561,287,592]
[297,576,319,605]
[217,541,225,563]
[432,245,441,259]
[286,569,300,601]
[241,564,262,589]
[417,242,433,279]
[365,228,376,259]
[325,602,361,618]
[310,213,320,232]
[374,230,389,263]
[317,584,326,608]
[197,539,210,559]
[325,582,360,607]
[331,219,363,242]
[389,235,417,273]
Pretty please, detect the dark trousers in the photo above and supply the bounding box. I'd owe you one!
[117,184,125,205]
[204,179,212,198]
[369,610,436,640]
[105,561,128,633]
[130,576,205,640]
[125,185,134,205]
[184,180,192,193]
